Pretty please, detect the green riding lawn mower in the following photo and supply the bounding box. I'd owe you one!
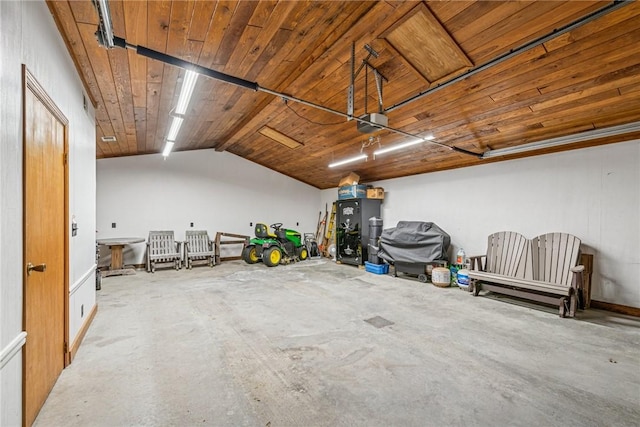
[243,223,309,267]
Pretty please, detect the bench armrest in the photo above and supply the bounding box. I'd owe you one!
[570,265,585,273]
[468,255,486,271]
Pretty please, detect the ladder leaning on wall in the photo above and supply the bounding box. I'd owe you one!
[321,202,337,257]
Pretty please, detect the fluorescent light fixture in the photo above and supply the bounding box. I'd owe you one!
[166,117,184,142]
[175,70,199,115]
[162,141,175,157]
[101,135,117,142]
[373,139,423,156]
[482,121,640,159]
[328,154,368,168]
[372,134,435,157]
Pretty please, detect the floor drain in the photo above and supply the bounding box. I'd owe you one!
[364,316,394,328]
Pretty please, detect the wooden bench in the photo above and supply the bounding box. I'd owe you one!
[184,230,215,269]
[468,232,584,318]
[146,231,182,272]
[214,232,250,264]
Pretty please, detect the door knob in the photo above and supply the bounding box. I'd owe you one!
[26,262,46,276]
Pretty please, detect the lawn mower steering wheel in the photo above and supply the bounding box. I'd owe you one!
[270,223,283,231]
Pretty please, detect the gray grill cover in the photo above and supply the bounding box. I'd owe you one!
[377,221,450,263]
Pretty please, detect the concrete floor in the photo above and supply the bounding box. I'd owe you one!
[35,259,640,427]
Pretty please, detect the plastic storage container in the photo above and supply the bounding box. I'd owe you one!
[365,261,389,274]
[431,267,451,287]
[457,269,470,289]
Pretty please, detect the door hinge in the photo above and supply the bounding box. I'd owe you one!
[64,342,69,353]
[63,153,68,165]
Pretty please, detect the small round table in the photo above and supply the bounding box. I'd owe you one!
[97,237,145,277]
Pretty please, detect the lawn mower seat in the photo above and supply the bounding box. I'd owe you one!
[255,223,276,239]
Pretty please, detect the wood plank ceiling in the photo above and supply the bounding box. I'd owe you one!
[48,0,640,189]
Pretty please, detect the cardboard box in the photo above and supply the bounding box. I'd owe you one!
[367,187,384,199]
[338,172,360,187]
[338,184,367,200]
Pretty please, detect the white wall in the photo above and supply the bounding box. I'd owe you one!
[0,1,97,425]
[322,140,640,308]
[97,149,321,265]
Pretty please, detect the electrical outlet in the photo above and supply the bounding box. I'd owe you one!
[190,222,194,227]
[81,304,84,317]
[250,222,253,227]
[296,222,299,226]
[112,222,116,228]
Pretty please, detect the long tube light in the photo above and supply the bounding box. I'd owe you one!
[162,71,197,158]
[175,70,198,115]
[162,141,174,157]
[373,135,435,157]
[166,117,184,142]
[328,154,368,168]
[482,121,640,159]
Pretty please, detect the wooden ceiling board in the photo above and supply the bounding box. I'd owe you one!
[381,4,473,82]
[407,20,638,120]
[444,1,527,42]
[197,1,237,68]
[281,1,413,96]
[461,1,599,64]
[219,2,420,154]
[619,81,640,96]
[210,3,252,65]
[67,0,99,25]
[215,1,379,152]
[428,1,477,24]
[47,0,640,188]
[187,1,217,42]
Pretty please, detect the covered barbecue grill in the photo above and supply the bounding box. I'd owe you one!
[377,221,451,282]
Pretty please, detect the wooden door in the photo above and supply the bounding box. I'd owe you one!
[23,67,68,427]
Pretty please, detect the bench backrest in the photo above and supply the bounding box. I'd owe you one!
[485,231,531,279]
[185,230,211,253]
[531,233,581,287]
[148,230,177,255]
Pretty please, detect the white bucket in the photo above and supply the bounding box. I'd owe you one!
[457,269,470,288]
[431,267,450,287]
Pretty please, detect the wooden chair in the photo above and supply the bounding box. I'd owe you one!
[530,232,584,315]
[184,230,215,269]
[469,231,531,279]
[146,231,182,272]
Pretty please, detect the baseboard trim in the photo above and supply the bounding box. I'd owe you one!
[68,304,98,364]
[590,300,640,317]
[0,331,27,370]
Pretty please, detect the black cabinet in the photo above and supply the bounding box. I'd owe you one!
[336,198,381,266]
